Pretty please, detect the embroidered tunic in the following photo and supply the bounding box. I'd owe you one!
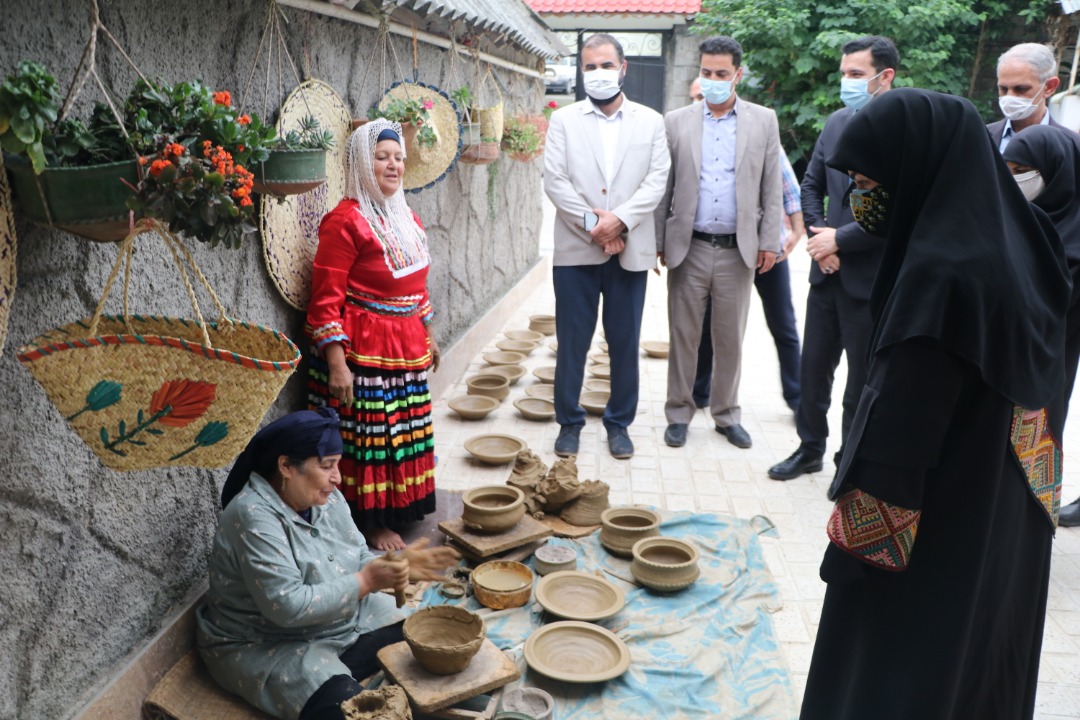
[196,474,404,720]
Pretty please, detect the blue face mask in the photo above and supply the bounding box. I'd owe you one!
[840,70,884,111]
[700,77,734,105]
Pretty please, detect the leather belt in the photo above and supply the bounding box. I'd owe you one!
[692,230,738,249]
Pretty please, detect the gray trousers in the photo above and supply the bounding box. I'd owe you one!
[665,239,754,427]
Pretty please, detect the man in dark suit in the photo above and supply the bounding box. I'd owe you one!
[987,42,1064,153]
[768,36,897,480]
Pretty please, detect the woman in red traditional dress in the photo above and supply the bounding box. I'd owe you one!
[305,118,439,550]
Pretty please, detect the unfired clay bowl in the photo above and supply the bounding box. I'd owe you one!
[529,314,556,335]
[533,366,557,384]
[483,350,528,367]
[471,560,534,609]
[447,395,500,420]
[505,329,545,344]
[466,374,510,401]
[525,383,556,401]
[462,484,526,531]
[534,544,577,576]
[583,378,611,393]
[579,390,609,416]
[478,364,527,386]
[464,436,528,467]
[641,340,669,358]
[403,605,484,675]
[534,570,625,621]
[600,507,662,557]
[500,687,555,720]
[523,621,631,683]
[496,338,539,356]
[514,397,556,421]
[630,536,701,591]
[588,351,610,365]
[588,364,611,380]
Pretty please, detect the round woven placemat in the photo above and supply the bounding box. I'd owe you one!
[260,79,352,311]
[376,81,460,192]
[0,154,17,356]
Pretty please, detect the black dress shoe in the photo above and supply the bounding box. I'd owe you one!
[1061,497,1080,528]
[768,447,824,480]
[664,423,688,447]
[715,423,752,448]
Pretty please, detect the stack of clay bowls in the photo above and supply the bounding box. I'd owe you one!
[529,314,556,335]
[403,605,484,674]
[630,536,700,591]
[462,485,526,532]
[599,507,661,557]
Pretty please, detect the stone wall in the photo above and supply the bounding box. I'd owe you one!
[0,2,543,718]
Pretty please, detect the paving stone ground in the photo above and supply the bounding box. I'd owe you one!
[431,199,1080,717]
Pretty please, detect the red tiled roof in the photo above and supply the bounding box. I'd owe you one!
[525,0,700,13]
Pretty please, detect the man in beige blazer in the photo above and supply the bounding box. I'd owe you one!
[656,35,782,450]
[544,33,670,460]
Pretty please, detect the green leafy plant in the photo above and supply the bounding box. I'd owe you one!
[501,114,546,159]
[275,115,334,151]
[0,60,63,173]
[369,96,438,148]
[451,85,475,124]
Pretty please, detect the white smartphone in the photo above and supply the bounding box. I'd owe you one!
[583,211,599,232]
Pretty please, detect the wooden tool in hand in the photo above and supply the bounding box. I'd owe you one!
[384,550,407,608]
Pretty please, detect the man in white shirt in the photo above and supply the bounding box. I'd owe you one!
[987,43,1064,152]
[543,33,670,460]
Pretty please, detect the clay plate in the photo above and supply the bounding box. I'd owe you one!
[483,351,528,366]
[523,621,630,683]
[583,378,611,393]
[447,395,500,420]
[464,434,528,464]
[579,390,609,416]
[505,329,545,343]
[514,397,556,421]
[525,383,556,400]
[641,340,669,358]
[496,338,539,355]
[534,570,625,621]
[533,366,557,384]
[587,364,611,380]
[478,364,527,385]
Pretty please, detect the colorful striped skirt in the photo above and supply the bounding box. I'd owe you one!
[307,340,436,529]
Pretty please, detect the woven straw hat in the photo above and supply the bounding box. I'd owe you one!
[260,80,352,311]
[0,154,16,356]
[375,81,460,193]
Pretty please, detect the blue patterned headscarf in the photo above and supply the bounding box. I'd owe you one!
[221,407,343,508]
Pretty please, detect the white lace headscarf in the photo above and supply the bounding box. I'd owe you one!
[344,118,430,278]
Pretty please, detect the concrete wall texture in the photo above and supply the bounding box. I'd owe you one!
[0,2,543,718]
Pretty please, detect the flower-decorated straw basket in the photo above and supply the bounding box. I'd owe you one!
[16,224,301,471]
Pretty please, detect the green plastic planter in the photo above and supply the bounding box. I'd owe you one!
[5,155,139,242]
[252,148,327,197]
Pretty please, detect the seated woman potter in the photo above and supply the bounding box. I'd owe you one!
[196,407,458,720]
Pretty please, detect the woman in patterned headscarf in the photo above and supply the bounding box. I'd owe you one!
[306,119,438,551]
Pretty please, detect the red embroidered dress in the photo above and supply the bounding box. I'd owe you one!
[305,199,435,528]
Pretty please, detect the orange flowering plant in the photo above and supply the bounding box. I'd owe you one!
[123,79,277,247]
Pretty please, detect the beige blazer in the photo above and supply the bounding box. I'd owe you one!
[544,98,670,273]
[656,97,782,270]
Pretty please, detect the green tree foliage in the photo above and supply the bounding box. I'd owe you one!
[694,0,1060,160]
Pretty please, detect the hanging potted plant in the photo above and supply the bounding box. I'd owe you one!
[0,61,142,242]
[251,114,333,198]
[502,112,548,162]
[368,94,439,158]
[452,85,497,166]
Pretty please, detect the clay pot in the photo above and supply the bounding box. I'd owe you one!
[467,374,510,401]
[600,507,661,557]
[471,560,534,609]
[462,485,526,532]
[500,687,555,720]
[340,684,411,720]
[533,544,577,576]
[403,605,484,675]
[630,536,701,591]
[529,314,556,335]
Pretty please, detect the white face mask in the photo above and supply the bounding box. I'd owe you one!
[1013,169,1046,201]
[999,85,1045,122]
[583,68,622,102]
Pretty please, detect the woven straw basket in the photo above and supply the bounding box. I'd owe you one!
[17,225,300,471]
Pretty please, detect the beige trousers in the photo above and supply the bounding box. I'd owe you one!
[665,239,754,427]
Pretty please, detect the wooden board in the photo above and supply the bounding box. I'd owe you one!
[540,514,601,539]
[450,539,547,564]
[414,688,501,719]
[378,639,520,713]
[439,515,552,558]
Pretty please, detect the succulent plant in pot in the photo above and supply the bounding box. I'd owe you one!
[251,114,333,199]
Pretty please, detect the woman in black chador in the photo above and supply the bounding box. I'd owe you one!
[800,88,1070,720]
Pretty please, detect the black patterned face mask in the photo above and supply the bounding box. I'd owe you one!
[850,184,891,236]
